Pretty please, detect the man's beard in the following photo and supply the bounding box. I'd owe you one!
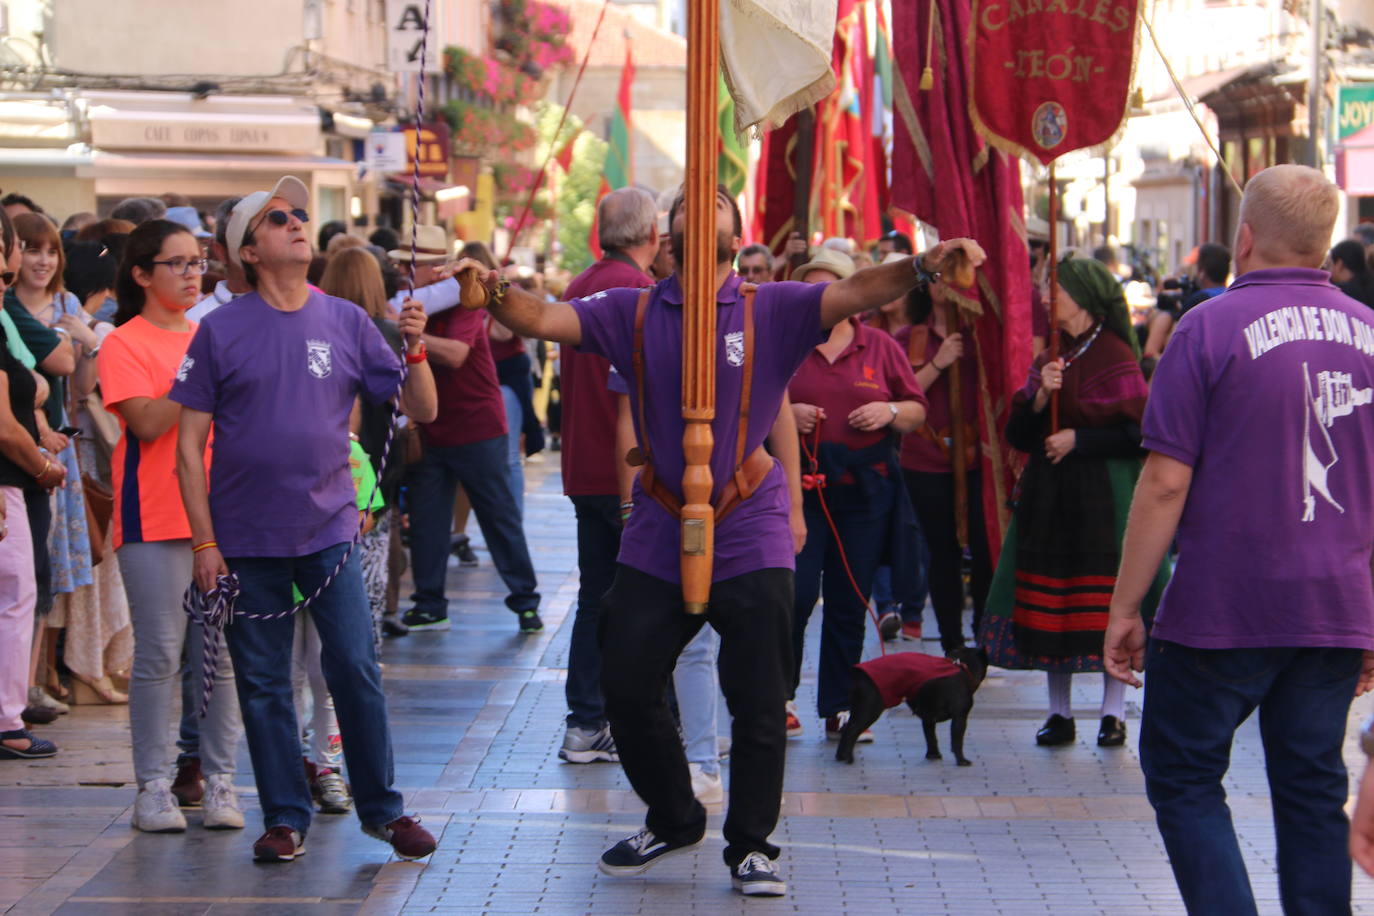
[669,228,735,271]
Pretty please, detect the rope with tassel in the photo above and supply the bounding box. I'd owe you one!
[183,0,434,717]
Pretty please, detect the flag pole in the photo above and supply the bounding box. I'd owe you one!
[1047,160,1060,432]
[680,0,720,615]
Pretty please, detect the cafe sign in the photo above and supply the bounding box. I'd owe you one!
[1338,85,1374,142]
[88,107,321,154]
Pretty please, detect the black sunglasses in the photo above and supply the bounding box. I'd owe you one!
[250,207,310,237]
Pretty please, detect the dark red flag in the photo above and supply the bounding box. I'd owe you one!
[968,0,1140,165]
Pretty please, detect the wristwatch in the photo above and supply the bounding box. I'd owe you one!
[911,253,941,287]
[1361,715,1374,758]
[887,403,898,421]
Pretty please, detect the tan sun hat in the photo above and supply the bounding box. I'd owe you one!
[225,175,310,268]
[794,247,856,282]
[389,224,450,263]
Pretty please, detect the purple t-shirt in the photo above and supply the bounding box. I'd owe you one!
[572,272,827,583]
[1144,267,1374,649]
[170,290,403,558]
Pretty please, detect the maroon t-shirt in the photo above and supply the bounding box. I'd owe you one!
[561,254,654,496]
[421,307,507,448]
[858,652,965,708]
[488,317,526,363]
[895,320,979,473]
[787,317,926,462]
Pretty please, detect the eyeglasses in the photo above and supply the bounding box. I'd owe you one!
[249,207,309,238]
[150,257,209,277]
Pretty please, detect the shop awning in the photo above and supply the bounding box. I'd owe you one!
[82,90,322,155]
[82,151,356,175]
[0,98,79,145]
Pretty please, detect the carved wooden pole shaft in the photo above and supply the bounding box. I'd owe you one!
[1047,161,1060,431]
[680,0,720,615]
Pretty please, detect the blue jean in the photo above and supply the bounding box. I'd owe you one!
[566,495,620,729]
[406,436,539,617]
[673,625,720,776]
[224,544,403,834]
[791,477,894,718]
[499,385,525,518]
[1140,639,1361,916]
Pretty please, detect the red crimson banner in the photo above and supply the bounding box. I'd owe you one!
[968,0,1140,165]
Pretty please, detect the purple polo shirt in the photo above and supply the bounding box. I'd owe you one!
[571,272,827,583]
[1144,267,1374,649]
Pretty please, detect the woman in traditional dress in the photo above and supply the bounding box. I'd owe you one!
[981,258,1169,748]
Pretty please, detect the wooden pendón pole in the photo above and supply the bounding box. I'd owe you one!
[1047,161,1060,431]
[944,295,969,549]
[679,0,720,615]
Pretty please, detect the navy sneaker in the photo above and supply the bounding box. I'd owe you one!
[731,852,787,896]
[516,609,543,634]
[402,607,450,632]
[450,534,479,567]
[598,828,700,876]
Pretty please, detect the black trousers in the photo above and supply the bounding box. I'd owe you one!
[565,495,622,729]
[599,564,793,867]
[904,470,992,651]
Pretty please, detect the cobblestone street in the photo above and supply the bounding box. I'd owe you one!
[4,456,1374,915]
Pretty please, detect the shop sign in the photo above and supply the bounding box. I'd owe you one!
[90,113,319,153]
[403,122,450,179]
[1338,85,1374,142]
[386,0,443,73]
[365,131,408,174]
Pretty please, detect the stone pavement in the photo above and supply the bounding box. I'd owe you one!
[4,453,1374,914]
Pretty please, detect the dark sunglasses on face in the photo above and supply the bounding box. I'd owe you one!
[251,207,310,237]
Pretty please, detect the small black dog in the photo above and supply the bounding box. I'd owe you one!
[836,646,989,766]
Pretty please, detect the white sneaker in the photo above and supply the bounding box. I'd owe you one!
[688,762,724,805]
[132,778,187,833]
[202,774,245,830]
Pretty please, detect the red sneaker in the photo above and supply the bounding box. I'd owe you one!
[253,826,305,862]
[364,815,437,860]
[784,701,803,738]
[900,621,923,641]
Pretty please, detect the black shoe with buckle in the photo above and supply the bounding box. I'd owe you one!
[598,828,701,877]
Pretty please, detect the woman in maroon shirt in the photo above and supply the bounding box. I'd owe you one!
[895,285,993,654]
[787,300,926,742]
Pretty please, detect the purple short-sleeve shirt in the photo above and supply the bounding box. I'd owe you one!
[1144,268,1374,649]
[571,272,827,583]
[170,290,403,558]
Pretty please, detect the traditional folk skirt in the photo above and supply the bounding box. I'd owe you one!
[980,456,1171,673]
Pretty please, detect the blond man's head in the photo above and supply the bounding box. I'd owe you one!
[1236,165,1339,270]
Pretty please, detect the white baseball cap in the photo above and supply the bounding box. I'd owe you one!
[225,176,310,268]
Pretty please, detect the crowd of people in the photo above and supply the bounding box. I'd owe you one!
[3,162,1374,908]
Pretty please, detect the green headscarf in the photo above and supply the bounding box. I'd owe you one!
[1056,258,1140,358]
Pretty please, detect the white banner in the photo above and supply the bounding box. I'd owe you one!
[386,0,442,74]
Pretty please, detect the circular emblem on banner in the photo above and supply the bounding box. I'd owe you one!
[1032,102,1067,151]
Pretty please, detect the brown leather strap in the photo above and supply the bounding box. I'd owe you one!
[640,445,772,524]
[632,287,653,464]
[733,284,757,498]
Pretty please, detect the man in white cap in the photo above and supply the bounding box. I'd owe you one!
[169,176,439,864]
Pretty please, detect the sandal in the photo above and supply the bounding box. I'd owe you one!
[0,729,58,759]
[71,673,128,705]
